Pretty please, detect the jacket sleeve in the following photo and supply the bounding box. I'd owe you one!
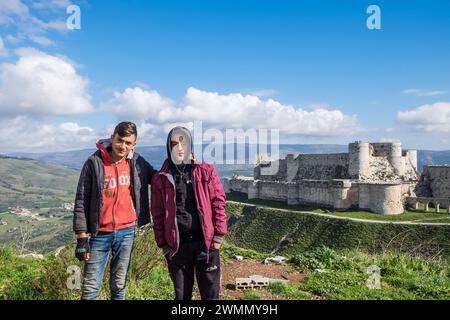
[150,174,168,249]
[209,165,228,243]
[144,158,157,185]
[73,160,92,233]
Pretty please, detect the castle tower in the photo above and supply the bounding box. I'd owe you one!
[406,149,418,173]
[389,142,405,176]
[348,141,370,179]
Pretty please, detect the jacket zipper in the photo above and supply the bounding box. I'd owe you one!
[112,162,119,231]
[129,159,137,220]
[191,167,210,264]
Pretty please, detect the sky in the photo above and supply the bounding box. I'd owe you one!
[0,0,449,152]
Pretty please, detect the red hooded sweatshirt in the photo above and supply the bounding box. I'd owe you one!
[97,140,136,232]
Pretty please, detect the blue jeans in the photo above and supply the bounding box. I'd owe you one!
[81,226,135,300]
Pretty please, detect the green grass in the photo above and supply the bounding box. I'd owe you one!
[0,226,171,300]
[225,201,450,261]
[267,282,314,299]
[220,241,273,262]
[239,289,263,300]
[114,266,174,300]
[1,236,449,300]
[326,210,450,223]
[291,246,450,300]
[226,192,450,223]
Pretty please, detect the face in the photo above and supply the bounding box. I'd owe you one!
[111,133,136,160]
[170,133,189,164]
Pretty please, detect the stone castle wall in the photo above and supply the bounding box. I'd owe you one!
[225,141,424,215]
[416,166,450,198]
[257,153,349,181]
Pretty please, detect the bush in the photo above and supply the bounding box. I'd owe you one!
[293,247,450,300]
[0,228,168,300]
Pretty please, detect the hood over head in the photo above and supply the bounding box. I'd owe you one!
[166,126,193,166]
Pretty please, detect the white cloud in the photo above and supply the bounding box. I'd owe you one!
[1,0,70,48]
[31,0,72,10]
[0,48,94,115]
[251,89,277,97]
[101,87,176,120]
[4,34,21,43]
[379,137,401,143]
[402,88,448,97]
[106,86,363,138]
[0,36,8,57]
[41,19,68,32]
[304,103,330,110]
[0,116,99,152]
[180,87,362,136]
[397,102,450,132]
[28,35,55,46]
[0,0,29,24]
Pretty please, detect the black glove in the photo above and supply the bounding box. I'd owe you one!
[75,237,90,261]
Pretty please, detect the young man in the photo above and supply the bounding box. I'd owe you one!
[73,121,156,300]
[151,126,227,300]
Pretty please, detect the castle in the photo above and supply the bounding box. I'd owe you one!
[224,141,446,215]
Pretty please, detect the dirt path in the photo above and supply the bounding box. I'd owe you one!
[188,257,306,300]
[220,258,305,299]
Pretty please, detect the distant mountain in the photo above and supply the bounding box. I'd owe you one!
[7,144,348,170]
[8,146,167,170]
[6,144,450,175]
[418,150,450,170]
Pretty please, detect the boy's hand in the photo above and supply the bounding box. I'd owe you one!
[211,242,221,250]
[75,237,90,261]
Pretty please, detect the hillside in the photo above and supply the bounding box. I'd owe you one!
[0,156,79,254]
[226,202,450,261]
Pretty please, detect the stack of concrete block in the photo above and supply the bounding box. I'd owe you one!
[235,275,270,289]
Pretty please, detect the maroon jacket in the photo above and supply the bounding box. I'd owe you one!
[151,159,227,257]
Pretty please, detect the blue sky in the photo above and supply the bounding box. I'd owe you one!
[0,0,449,152]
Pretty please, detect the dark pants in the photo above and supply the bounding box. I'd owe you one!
[166,239,221,300]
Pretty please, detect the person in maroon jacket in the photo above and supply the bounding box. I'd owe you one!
[151,126,227,300]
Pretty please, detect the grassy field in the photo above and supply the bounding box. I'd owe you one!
[0,229,448,300]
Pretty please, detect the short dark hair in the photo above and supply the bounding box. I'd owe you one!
[113,121,137,137]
